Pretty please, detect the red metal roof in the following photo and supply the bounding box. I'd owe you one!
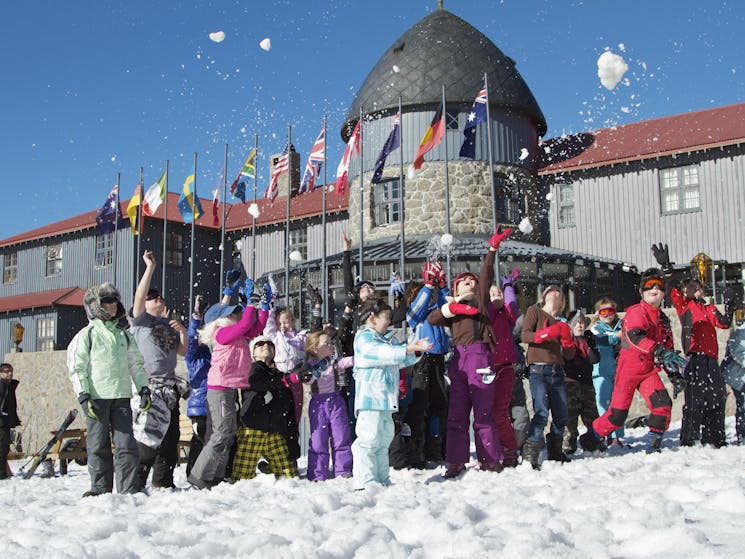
[539,102,745,174]
[0,287,86,313]
[0,186,349,248]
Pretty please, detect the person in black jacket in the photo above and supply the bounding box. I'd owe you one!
[231,336,299,480]
[0,363,21,479]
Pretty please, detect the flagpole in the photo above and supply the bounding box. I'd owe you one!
[113,173,120,285]
[398,97,406,304]
[285,125,292,308]
[358,107,364,279]
[189,152,197,316]
[136,167,143,284]
[161,160,169,296]
[220,143,228,287]
[441,85,452,285]
[483,72,500,277]
[321,115,328,321]
[251,134,258,280]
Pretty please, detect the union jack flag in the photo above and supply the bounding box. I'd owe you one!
[265,144,289,201]
[299,126,326,194]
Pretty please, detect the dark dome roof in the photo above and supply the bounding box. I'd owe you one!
[343,9,547,140]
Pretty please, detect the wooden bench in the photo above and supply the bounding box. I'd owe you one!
[48,428,88,475]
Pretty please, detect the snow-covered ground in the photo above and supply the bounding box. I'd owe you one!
[2,420,744,559]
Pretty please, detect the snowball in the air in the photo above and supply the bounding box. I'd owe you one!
[597,51,628,90]
[209,31,226,43]
[234,239,243,250]
[545,192,554,201]
[259,38,271,51]
[518,217,534,234]
[289,250,303,262]
[518,148,529,161]
[248,203,260,218]
[440,233,453,246]
[392,65,400,73]
[111,155,116,162]
[407,165,417,180]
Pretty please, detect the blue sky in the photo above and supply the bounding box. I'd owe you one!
[1,0,743,240]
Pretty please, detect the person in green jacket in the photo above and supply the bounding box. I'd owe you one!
[68,283,150,497]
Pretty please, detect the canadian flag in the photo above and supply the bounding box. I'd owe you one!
[334,120,361,195]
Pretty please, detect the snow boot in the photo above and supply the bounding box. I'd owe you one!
[479,460,504,473]
[579,430,607,452]
[442,463,466,479]
[523,439,544,470]
[645,432,663,454]
[546,433,571,463]
[502,449,519,468]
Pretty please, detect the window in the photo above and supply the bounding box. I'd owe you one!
[446,110,459,130]
[289,228,307,260]
[493,174,521,225]
[166,232,183,267]
[37,317,55,351]
[45,245,62,276]
[373,179,403,227]
[3,252,17,284]
[660,165,700,214]
[95,234,113,268]
[558,183,575,228]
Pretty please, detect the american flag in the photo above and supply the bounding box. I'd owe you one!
[265,144,289,201]
[299,126,326,194]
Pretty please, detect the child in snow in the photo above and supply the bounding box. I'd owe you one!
[589,298,624,446]
[592,268,687,453]
[487,269,521,467]
[302,330,354,480]
[427,227,512,478]
[0,363,21,480]
[562,310,602,454]
[184,294,211,477]
[352,298,431,489]
[232,335,299,480]
[722,316,745,444]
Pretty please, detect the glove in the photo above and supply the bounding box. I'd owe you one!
[78,393,99,421]
[559,325,575,349]
[422,261,441,285]
[534,320,570,343]
[445,302,479,316]
[223,268,242,297]
[489,227,513,250]
[390,273,405,298]
[668,372,686,399]
[307,282,323,307]
[239,278,254,305]
[139,386,152,412]
[193,294,205,318]
[435,266,447,289]
[583,329,596,348]
[502,267,520,287]
[344,292,358,311]
[260,282,272,311]
[655,347,687,375]
[298,369,313,383]
[651,243,673,274]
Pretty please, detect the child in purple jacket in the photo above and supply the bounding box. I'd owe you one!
[302,330,355,480]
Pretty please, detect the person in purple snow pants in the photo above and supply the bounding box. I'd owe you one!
[427,226,513,478]
[301,330,355,480]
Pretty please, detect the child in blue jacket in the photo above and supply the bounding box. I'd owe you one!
[185,295,211,477]
[352,298,431,490]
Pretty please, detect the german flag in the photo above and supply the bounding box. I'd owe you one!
[413,102,445,170]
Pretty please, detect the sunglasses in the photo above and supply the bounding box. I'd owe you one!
[100,296,119,304]
[597,307,617,317]
[146,294,163,301]
[642,278,664,291]
[254,340,274,349]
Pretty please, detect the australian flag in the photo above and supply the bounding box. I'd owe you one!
[372,114,401,184]
[299,127,326,193]
[459,83,488,159]
[95,185,122,234]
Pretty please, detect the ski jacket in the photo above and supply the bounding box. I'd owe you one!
[68,319,148,399]
[353,326,421,413]
[264,308,307,374]
[591,319,621,379]
[208,307,268,390]
[722,325,745,391]
[487,281,520,365]
[670,287,730,358]
[564,334,600,385]
[521,306,576,365]
[0,378,20,428]
[427,249,498,351]
[619,300,673,368]
[185,316,210,417]
[406,284,451,355]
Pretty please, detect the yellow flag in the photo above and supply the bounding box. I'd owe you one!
[126,184,141,235]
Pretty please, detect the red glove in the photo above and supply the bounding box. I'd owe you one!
[533,320,569,343]
[559,325,576,349]
[399,370,408,400]
[447,302,480,316]
[422,261,441,285]
[489,227,513,250]
[436,268,447,289]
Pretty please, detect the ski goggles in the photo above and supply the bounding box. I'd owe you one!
[641,278,664,291]
[597,307,617,317]
[100,296,119,304]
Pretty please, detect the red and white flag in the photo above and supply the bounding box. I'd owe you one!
[334,120,360,195]
[142,170,167,216]
[265,146,289,201]
[211,189,220,226]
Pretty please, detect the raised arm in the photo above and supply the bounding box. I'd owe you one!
[133,250,156,318]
